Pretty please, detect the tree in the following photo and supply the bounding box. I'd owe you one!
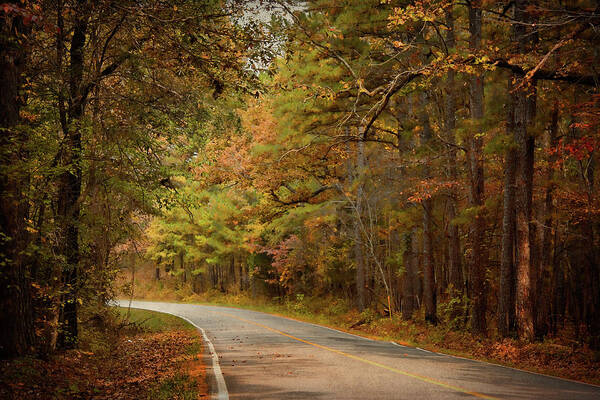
[0,1,35,358]
[1,0,264,357]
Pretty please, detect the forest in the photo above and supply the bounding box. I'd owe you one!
[1,0,599,368]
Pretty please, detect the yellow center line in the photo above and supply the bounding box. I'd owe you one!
[211,311,499,400]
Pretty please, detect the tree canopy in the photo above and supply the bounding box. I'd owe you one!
[1,0,599,358]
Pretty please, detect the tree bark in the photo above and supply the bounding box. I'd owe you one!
[181,252,187,283]
[536,99,558,336]
[499,73,518,338]
[419,93,437,324]
[239,258,245,291]
[230,255,236,287]
[468,0,487,335]
[443,7,462,296]
[0,6,35,358]
[512,0,536,341]
[354,137,366,311]
[56,0,90,348]
[401,231,417,319]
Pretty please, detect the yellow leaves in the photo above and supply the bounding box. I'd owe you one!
[388,3,443,26]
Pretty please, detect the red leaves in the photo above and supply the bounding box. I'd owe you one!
[262,234,300,273]
[0,3,42,26]
[1,3,18,14]
[547,95,600,164]
[1,3,41,25]
[548,136,598,163]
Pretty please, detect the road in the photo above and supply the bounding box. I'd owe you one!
[120,300,600,399]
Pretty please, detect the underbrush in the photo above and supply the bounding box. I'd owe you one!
[357,313,600,384]
[0,307,208,399]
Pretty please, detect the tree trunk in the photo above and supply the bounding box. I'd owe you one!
[239,258,245,291]
[444,7,462,296]
[499,74,518,338]
[536,100,559,336]
[230,255,236,287]
[401,232,417,319]
[514,89,535,341]
[56,3,89,348]
[580,110,599,346]
[498,150,516,337]
[419,92,437,324]
[512,0,536,341]
[0,7,34,358]
[423,198,436,323]
[354,136,366,311]
[468,0,487,335]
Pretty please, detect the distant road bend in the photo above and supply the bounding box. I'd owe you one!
[119,301,600,399]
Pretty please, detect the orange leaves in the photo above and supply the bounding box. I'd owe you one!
[407,179,461,203]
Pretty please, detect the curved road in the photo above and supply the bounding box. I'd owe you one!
[120,300,600,399]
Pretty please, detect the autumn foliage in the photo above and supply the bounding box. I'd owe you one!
[1,0,600,384]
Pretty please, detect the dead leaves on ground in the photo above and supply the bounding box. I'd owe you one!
[0,330,208,399]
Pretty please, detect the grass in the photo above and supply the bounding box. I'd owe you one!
[148,373,199,400]
[115,306,196,332]
[0,307,208,400]
[116,307,207,399]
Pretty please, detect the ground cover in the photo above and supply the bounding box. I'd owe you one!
[0,307,208,399]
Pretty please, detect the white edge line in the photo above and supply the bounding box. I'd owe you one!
[416,347,435,354]
[121,302,600,390]
[191,303,376,343]
[303,321,376,341]
[206,307,599,389]
[442,351,600,389]
[115,304,230,398]
[348,320,600,388]
[174,315,229,400]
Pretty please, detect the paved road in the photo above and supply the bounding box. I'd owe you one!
[120,300,600,399]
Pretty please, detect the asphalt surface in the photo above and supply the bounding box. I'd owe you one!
[119,300,600,399]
